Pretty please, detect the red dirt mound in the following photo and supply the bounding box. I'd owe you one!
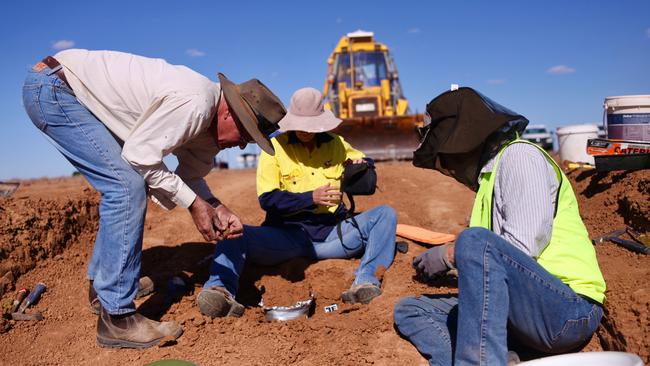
[0,189,98,300]
[568,168,649,360]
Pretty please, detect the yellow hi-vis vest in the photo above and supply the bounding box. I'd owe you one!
[469,139,606,304]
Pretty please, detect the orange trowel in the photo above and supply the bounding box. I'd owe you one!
[396,224,456,246]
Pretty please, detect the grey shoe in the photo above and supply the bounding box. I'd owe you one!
[341,283,382,304]
[507,351,521,365]
[96,307,182,349]
[197,286,245,318]
[89,277,156,315]
[137,276,155,298]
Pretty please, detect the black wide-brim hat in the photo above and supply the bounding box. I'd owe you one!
[413,87,528,190]
[218,73,286,155]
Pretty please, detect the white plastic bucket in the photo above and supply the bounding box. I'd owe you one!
[517,351,643,366]
[556,124,599,164]
[604,95,650,142]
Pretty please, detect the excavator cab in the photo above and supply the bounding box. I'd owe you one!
[324,31,422,160]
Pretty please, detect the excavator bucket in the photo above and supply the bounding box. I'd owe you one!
[323,30,423,160]
[332,115,423,161]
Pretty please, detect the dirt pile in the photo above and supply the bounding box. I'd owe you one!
[569,169,649,233]
[0,189,99,300]
[568,168,649,361]
[0,163,648,365]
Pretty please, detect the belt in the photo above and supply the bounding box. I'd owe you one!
[37,56,70,87]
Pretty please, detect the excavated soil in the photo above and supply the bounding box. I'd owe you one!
[0,162,648,365]
[566,168,650,359]
[0,179,98,300]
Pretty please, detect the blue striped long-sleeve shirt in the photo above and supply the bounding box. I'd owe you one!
[480,142,559,258]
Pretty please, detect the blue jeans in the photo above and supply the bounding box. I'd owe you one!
[22,66,146,315]
[203,205,397,296]
[393,227,603,366]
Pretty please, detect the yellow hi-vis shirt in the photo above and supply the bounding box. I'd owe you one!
[257,132,364,215]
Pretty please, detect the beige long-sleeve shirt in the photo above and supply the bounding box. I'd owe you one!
[55,49,221,210]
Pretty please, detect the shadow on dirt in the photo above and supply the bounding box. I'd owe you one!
[237,257,315,307]
[137,241,214,319]
[412,271,458,288]
[136,242,316,318]
[578,170,630,198]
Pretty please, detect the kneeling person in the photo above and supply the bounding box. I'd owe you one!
[198,87,397,317]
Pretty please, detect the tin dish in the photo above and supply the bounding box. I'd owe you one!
[262,294,314,321]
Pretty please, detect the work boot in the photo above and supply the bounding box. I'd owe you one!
[196,286,245,318]
[341,283,382,304]
[96,307,182,349]
[89,277,156,315]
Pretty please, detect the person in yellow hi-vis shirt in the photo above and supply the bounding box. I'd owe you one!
[197,88,397,318]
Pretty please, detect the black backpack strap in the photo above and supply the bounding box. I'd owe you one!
[336,213,367,252]
[346,192,355,218]
[336,220,346,248]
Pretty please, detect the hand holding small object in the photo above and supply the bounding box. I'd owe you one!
[313,183,342,207]
[213,204,244,240]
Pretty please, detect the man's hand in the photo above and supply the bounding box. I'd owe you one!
[214,204,244,240]
[189,196,219,241]
[412,243,455,280]
[313,183,342,207]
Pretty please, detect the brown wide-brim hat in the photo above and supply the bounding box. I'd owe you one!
[218,73,286,155]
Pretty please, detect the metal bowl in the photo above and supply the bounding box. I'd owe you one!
[262,295,314,321]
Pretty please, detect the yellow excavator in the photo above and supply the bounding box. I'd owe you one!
[323,30,423,160]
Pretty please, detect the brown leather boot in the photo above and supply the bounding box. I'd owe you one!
[341,283,382,304]
[96,307,182,348]
[196,286,245,318]
[89,277,155,315]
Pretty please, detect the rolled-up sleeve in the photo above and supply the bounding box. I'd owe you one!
[493,144,559,257]
[121,94,215,209]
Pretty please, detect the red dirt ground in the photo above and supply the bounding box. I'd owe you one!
[0,162,648,365]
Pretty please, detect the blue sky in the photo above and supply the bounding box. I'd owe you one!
[1,0,649,179]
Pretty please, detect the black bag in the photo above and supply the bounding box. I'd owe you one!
[341,162,377,196]
[336,162,376,251]
[340,162,376,214]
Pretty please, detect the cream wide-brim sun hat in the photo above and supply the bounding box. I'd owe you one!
[278,87,342,133]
